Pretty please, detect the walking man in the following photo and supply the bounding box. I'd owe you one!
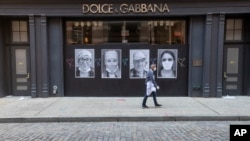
[142,64,162,108]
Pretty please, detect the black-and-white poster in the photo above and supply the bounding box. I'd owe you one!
[129,49,149,79]
[157,49,178,78]
[75,49,95,78]
[101,49,122,79]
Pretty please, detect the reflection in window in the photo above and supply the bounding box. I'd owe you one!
[66,20,186,45]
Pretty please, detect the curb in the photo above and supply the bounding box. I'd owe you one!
[1,116,250,123]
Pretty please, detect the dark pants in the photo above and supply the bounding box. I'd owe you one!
[142,91,158,106]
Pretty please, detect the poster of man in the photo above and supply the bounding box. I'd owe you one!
[157,49,178,78]
[129,49,149,79]
[75,49,95,78]
[101,49,122,79]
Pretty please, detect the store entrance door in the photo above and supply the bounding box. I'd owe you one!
[223,45,243,96]
[11,47,30,96]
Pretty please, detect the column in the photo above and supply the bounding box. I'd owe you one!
[34,15,49,97]
[29,15,37,98]
[216,13,225,97]
[202,13,212,97]
[40,14,49,97]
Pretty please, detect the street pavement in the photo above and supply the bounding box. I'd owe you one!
[0,95,250,122]
[2,121,250,141]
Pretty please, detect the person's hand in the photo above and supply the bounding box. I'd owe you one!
[157,86,160,90]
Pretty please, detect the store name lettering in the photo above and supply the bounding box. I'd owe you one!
[82,3,170,14]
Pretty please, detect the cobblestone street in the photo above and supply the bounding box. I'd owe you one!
[1,121,250,141]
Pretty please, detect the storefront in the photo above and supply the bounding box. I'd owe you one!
[0,0,250,97]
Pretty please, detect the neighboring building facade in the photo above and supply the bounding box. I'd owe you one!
[0,0,250,97]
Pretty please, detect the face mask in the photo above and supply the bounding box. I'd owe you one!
[153,68,157,71]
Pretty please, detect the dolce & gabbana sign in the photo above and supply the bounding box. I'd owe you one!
[82,3,170,14]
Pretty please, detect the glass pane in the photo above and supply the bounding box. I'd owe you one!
[17,86,28,90]
[226,77,238,82]
[20,21,27,31]
[66,20,186,45]
[66,22,74,44]
[234,30,242,40]
[154,25,168,44]
[12,21,20,31]
[227,48,239,74]
[226,30,234,41]
[12,32,20,42]
[173,21,186,44]
[73,23,84,44]
[226,19,234,29]
[226,85,237,90]
[92,23,104,44]
[234,19,242,30]
[125,21,141,42]
[15,49,27,74]
[139,21,149,42]
[20,32,28,42]
[17,78,27,83]
[107,21,123,43]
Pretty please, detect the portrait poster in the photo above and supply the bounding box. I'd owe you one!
[157,49,178,78]
[75,49,95,78]
[129,49,149,79]
[101,49,122,79]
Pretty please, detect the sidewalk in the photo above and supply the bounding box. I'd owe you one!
[0,96,250,123]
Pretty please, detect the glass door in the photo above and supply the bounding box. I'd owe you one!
[11,47,30,96]
[223,45,243,96]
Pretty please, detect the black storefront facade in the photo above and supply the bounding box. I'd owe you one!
[0,0,250,98]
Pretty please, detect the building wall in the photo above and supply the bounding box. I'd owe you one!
[0,1,250,16]
[189,16,205,97]
[28,15,49,97]
[0,19,12,97]
[0,21,5,97]
[0,0,250,97]
[48,18,64,97]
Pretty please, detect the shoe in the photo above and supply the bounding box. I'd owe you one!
[155,104,162,107]
[142,105,149,108]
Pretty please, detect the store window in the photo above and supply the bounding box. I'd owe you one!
[12,20,28,43]
[225,19,243,41]
[66,20,186,45]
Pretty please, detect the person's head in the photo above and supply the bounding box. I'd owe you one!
[77,50,92,72]
[150,64,157,71]
[104,50,119,72]
[133,51,147,72]
[160,50,175,71]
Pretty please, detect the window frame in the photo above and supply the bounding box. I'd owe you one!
[225,18,243,42]
[11,20,29,44]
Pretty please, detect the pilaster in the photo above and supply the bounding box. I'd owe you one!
[216,13,225,97]
[40,14,49,97]
[202,13,212,97]
[29,15,37,98]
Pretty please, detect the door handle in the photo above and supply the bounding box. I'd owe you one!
[224,72,228,78]
[26,73,30,79]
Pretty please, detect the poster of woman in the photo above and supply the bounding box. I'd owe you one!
[157,49,178,78]
[75,49,95,78]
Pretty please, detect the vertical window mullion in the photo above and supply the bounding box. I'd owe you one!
[233,20,236,40]
[19,22,21,42]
